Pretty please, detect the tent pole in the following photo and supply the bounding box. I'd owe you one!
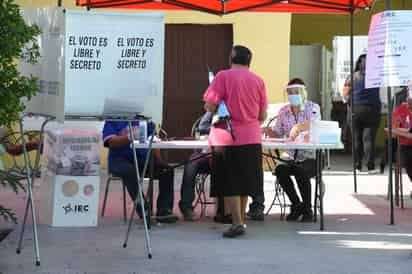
[350,0,357,193]
[386,0,394,225]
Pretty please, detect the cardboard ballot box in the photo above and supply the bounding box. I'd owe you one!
[40,129,102,227]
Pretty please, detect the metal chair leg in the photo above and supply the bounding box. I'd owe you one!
[122,183,127,223]
[400,168,404,209]
[101,176,111,218]
[16,194,30,254]
[313,178,319,222]
[326,149,331,170]
[265,179,289,220]
[278,184,288,220]
[265,180,277,216]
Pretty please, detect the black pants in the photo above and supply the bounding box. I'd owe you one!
[179,152,211,211]
[401,145,412,181]
[349,105,381,170]
[110,157,174,215]
[275,159,316,210]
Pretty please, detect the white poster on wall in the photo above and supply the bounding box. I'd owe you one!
[20,8,65,122]
[366,10,412,89]
[64,10,165,124]
[332,35,368,101]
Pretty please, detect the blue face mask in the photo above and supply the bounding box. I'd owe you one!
[288,94,302,106]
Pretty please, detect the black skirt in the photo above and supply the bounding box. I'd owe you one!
[210,144,263,197]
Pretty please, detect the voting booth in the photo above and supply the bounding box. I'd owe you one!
[19,8,166,226]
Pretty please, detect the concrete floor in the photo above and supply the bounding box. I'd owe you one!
[1,152,412,274]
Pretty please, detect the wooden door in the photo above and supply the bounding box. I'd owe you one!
[162,24,233,162]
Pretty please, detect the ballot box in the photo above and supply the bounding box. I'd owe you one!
[40,129,102,227]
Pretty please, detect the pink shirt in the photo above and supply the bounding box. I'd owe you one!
[203,67,268,146]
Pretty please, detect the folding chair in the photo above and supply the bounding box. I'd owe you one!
[101,174,128,223]
[263,115,325,221]
[190,116,214,217]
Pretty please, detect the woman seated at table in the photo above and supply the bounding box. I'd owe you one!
[392,85,412,182]
[264,78,321,222]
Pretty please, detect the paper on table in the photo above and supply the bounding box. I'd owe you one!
[264,137,290,143]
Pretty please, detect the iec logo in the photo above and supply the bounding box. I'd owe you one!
[62,203,89,215]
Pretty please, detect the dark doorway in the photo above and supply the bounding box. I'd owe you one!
[162,24,233,162]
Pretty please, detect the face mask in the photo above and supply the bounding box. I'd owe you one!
[288,94,302,107]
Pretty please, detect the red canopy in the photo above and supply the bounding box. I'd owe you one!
[76,0,376,15]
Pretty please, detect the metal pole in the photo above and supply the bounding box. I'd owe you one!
[386,0,394,225]
[350,1,357,193]
[18,117,41,266]
[123,120,153,259]
[388,88,394,225]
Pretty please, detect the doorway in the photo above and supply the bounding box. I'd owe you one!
[162,24,233,162]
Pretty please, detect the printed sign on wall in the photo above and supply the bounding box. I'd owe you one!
[366,10,412,89]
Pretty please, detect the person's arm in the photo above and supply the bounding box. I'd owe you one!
[289,121,310,140]
[264,108,286,138]
[342,78,351,97]
[204,102,217,113]
[198,112,212,135]
[289,103,320,140]
[258,81,269,123]
[392,106,402,129]
[106,135,130,148]
[263,126,278,138]
[203,72,224,114]
[259,109,268,123]
[103,122,130,148]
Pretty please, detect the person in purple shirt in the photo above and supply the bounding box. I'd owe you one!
[102,120,178,223]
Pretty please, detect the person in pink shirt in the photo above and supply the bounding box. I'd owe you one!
[203,45,268,238]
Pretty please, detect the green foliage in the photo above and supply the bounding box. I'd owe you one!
[0,0,41,127]
[0,170,24,223]
[0,0,41,222]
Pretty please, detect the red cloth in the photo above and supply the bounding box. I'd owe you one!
[77,0,376,14]
[392,103,412,146]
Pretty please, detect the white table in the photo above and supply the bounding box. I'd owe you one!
[133,139,344,230]
[133,139,343,150]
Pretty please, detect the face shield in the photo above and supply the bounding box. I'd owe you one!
[285,84,307,109]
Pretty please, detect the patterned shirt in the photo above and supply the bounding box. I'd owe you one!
[271,101,321,161]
